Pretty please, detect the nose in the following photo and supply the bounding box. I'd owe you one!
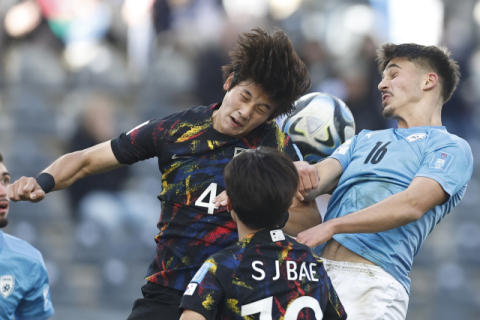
[0,183,7,198]
[378,77,388,92]
[238,104,253,120]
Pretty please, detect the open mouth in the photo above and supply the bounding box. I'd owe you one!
[230,116,242,128]
[0,200,9,211]
[382,93,391,105]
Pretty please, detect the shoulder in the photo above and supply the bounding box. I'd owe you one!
[428,129,473,162]
[3,233,45,266]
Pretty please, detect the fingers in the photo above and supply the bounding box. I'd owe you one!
[296,224,331,248]
[9,177,45,202]
[213,190,228,208]
[294,161,320,200]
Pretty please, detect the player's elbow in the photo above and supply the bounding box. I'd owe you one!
[404,191,427,222]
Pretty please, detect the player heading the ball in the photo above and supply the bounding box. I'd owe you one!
[180,147,346,320]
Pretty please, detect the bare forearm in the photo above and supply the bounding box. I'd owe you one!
[45,141,122,191]
[283,200,322,237]
[327,189,423,235]
[303,158,342,201]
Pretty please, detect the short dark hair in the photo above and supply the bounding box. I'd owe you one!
[377,43,460,104]
[222,28,311,119]
[224,148,298,230]
[0,152,3,163]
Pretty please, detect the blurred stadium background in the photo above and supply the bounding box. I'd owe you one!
[0,0,479,319]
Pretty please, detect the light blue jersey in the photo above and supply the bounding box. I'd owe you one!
[319,126,473,294]
[0,230,54,320]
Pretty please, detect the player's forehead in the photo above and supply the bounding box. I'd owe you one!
[238,80,274,104]
[382,58,414,77]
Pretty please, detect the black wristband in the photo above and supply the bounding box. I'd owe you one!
[36,173,55,194]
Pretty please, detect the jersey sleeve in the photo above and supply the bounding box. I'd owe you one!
[179,259,225,320]
[111,119,161,165]
[415,137,473,197]
[328,133,360,170]
[14,259,54,320]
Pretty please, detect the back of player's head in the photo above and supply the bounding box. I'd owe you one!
[222,28,311,120]
[376,43,460,104]
[224,147,298,230]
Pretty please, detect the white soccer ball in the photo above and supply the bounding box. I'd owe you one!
[282,92,355,164]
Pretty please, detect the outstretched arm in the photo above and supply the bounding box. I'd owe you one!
[9,141,123,202]
[297,176,448,247]
[283,197,322,237]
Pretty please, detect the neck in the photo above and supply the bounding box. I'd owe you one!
[234,213,264,241]
[395,100,443,129]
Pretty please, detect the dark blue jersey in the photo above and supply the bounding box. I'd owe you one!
[111,104,300,291]
[180,229,346,320]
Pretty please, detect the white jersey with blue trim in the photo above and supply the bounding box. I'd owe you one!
[0,230,54,320]
[321,126,473,294]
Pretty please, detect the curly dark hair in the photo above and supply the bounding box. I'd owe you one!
[222,28,311,119]
[224,147,298,230]
[377,43,460,104]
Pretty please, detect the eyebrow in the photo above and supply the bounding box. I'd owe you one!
[382,63,402,78]
[1,172,10,178]
[243,89,272,110]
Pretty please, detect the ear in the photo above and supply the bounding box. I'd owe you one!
[227,196,233,212]
[223,73,234,91]
[423,72,438,91]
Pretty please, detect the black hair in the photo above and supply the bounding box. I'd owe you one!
[377,43,460,104]
[224,147,298,229]
[222,28,311,119]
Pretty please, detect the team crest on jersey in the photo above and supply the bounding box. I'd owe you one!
[234,147,249,157]
[0,275,14,298]
[429,151,453,171]
[406,133,427,142]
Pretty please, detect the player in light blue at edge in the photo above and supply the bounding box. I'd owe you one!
[0,153,54,320]
[294,43,473,320]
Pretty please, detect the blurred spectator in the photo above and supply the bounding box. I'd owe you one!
[66,93,130,221]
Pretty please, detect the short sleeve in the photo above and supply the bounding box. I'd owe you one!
[15,260,54,320]
[328,135,359,170]
[415,138,473,197]
[111,119,160,165]
[179,259,225,320]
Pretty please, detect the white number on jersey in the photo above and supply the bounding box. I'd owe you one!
[195,183,217,214]
[241,295,324,320]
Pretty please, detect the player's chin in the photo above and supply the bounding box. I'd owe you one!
[0,217,9,228]
[382,106,394,119]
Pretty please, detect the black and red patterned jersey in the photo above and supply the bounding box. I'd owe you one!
[180,229,347,320]
[110,104,300,291]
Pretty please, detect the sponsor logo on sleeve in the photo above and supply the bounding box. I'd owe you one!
[191,262,214,283]
[429,151,453,171]
[333,139,352,155]
[184,283,198,296]
[0,275,14,298]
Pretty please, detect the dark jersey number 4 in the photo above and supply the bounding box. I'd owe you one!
[364,141,391,164]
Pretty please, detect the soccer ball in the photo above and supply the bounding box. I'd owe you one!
[282,92,355,164]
